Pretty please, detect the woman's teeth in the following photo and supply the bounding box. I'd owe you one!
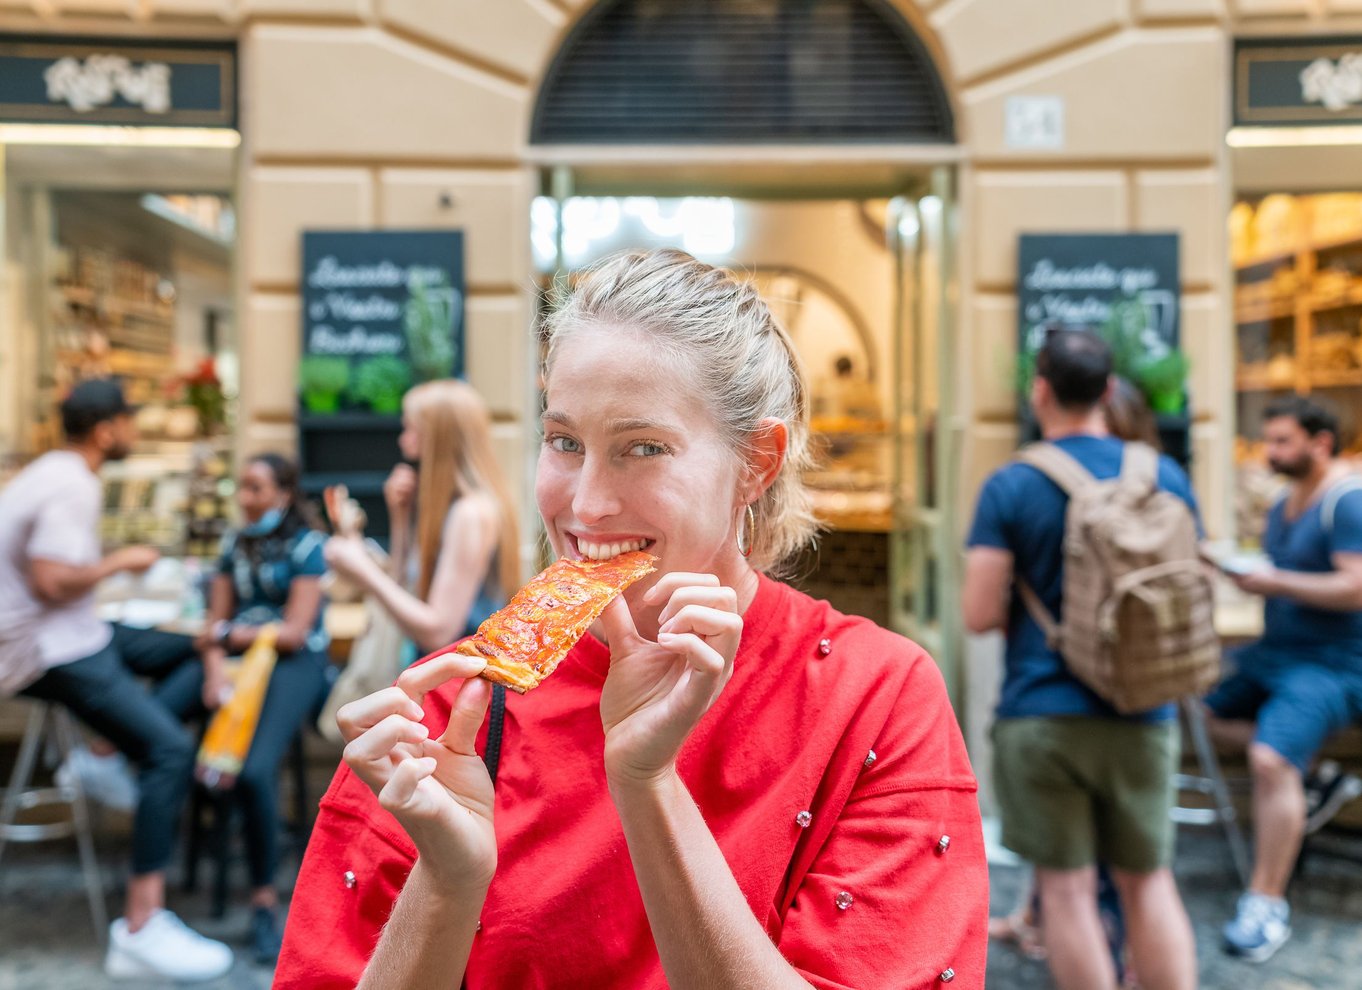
[578,538,648,561]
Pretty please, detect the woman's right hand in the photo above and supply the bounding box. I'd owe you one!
[337,653,497,892]
[384,464,418,516]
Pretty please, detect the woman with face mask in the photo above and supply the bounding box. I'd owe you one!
[276,250,989,989]
[167,452,331,963]
[323,380,520,664]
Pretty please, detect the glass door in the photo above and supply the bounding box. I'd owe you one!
[888,167,962,705]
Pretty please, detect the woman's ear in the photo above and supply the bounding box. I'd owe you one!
[742,417,788,504]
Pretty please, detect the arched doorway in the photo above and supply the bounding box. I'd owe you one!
[529,0,964,704]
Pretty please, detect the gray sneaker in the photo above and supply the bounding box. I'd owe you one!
[1223,892,1291,963]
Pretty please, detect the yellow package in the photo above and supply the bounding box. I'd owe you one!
[195,625,279,791]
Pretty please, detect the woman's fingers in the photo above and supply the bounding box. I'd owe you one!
[655,586,738,628]
[655,632,731,719]
[641,572,720,607]
[597,595,641,653]
[396,652,488,706]
[438,676,493,755]
[336,686,425,742]
[378,756,438,814]
[343,713,428,770]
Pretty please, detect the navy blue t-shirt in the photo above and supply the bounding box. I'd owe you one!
[966,435,1201,723]
[1260,482,1362,668]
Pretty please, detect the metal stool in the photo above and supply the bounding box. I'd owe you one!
[1172,696,1252,886]
[0,701,108,942]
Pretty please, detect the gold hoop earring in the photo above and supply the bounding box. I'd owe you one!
[736,503,756,558]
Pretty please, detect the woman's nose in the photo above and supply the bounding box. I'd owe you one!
[571,457,622,524]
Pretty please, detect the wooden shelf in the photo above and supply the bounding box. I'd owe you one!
[57,285,175,326]
[1309,369,1362,388]
[1236,376,1294,393]
[1235,303,1296,324]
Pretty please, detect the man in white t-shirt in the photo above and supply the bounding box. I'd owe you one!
[0,380,233,981]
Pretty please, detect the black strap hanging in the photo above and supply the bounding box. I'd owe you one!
[482,684,507,784]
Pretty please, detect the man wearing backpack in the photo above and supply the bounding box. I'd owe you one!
[1204,396,1362,963]
[963,328,1200,990]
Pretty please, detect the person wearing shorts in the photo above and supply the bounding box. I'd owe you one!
[964,328,1198,990]
[1205,395,1362,963]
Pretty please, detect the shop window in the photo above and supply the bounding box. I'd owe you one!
[532,0,953,145]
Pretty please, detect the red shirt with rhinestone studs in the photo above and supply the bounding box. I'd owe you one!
[276,576,988,989]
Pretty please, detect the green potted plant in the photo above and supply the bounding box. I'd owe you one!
[1015,297,1190,416]
[1134,350,1190,415]
[351,355,411,415]
[404,271,458,383]
[298,356,350,414]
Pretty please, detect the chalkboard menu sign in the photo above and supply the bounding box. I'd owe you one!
[299,231,464,416]
[1016,233,1189,465]
[297,230,465,542]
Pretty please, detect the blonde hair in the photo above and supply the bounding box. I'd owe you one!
[541,248,818,576]
[404,380,521,600]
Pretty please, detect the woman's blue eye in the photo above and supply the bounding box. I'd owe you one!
[629,442,668,457]
[548,436,581,453]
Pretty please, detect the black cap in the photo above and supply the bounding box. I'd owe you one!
[60,378,136,439]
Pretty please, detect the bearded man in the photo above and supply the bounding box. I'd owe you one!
[1205,395,1362,962]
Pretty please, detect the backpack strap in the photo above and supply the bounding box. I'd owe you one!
[1016,579,1062,649]
[1016,442,1098,497]
[1119,442,1159,494]
[1321,475,1362,534]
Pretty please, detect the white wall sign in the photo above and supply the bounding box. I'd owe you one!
[44,55,172,114]
[1005,95,1065,150]
[1300,54,1362,112]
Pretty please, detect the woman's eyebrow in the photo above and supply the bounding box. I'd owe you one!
[606,417,674,434]
[542,409,573,427]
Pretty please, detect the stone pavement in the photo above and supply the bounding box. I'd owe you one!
[0,816,1360,987]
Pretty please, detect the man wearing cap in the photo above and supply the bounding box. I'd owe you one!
[0,379,233,981]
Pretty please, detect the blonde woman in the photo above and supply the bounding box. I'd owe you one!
[324,380,520,657]
[283,250,988,989]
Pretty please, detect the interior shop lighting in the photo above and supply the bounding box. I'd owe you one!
[533,195,739,269]
[0,124,240,148]
[1226,125,1362,148]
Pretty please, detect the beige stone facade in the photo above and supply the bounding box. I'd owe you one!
[4,1,1362,709]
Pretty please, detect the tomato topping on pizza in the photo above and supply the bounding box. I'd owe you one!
[454,550,657,693]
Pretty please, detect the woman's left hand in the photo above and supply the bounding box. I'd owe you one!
[598,573,741,787]
[324,535,371,581]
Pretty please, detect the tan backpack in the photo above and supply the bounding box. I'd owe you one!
[1015,441,1221,714]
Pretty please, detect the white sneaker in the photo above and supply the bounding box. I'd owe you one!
[104,910,234,981]
[55,746,139,812]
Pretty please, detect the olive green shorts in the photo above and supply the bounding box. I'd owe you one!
[991,717,1180,874]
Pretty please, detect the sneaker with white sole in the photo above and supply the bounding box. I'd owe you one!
[104,910,234,982]
[1223,891,1291,963]
[55,746,138,813]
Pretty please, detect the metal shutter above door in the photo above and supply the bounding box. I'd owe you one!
[532,0,954,145]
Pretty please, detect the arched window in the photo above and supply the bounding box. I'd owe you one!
[532,0,954,145]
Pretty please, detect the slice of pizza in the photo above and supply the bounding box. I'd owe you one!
[455,550,657,693]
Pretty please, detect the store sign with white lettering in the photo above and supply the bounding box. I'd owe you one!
[300,231,465,417]
[1236,37,1362,125]
[0,35,234,127]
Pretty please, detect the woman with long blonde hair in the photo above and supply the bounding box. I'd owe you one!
[325,380,520,655]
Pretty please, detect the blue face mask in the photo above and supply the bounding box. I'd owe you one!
[241,507,285,537]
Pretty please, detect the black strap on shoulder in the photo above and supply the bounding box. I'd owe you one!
[482,683,507,784]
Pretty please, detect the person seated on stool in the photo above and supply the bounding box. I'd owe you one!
[1204,395,1362,963]
[0,379,233,982]
[158,453,331,964]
